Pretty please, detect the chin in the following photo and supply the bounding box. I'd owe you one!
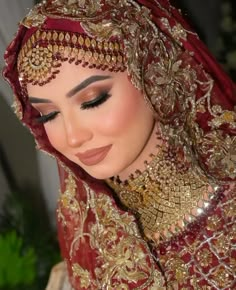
[86,170,113,180]
[83,164,121,180]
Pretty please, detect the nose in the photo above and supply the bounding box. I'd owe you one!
[64,113,93,148]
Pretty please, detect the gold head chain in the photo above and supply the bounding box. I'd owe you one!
[17,29,126,86]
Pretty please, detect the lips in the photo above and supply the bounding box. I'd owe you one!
[75,144,112,166]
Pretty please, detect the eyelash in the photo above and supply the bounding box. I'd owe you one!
[36,91,111,124]
[36,111,59,124]
[80,91,111,110]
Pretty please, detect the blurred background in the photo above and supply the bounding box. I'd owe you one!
[0,0,235,289]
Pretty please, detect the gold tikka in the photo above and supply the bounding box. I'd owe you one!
[17,29,125,86]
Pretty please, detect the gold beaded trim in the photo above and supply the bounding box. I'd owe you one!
[17,30,125,86]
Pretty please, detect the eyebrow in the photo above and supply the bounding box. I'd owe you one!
[66,75,112,97]
[29,75,112,103]
[29,97,52,104]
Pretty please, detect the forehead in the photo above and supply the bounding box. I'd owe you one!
[26,62,117,99]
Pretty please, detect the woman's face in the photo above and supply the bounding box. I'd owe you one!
[27,62,154,179]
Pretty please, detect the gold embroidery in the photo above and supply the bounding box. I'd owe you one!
[158,189,235,289]
[212,234,231,255]
[21,3,46,28]
[209,105,236,129]
[60,173,80,212]
[196,130,236,180]
[72,263,91,289]
[42,0,102,18]
[210,266,233,289]
[160,18,188,42]
[11,95,23,120]
[196,248,213,268]
[87,185,165,289]
[206,214,222,231]
[166,257,189,283]
[58,175,165,289]
[223,200,236,218]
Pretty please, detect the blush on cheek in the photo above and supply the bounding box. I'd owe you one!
[96,85,144,136]
[96,100,140,136]
[45,125,65,152]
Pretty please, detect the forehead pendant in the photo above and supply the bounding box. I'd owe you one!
[17,30,125,87]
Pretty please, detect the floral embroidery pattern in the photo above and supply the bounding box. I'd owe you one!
[57,173,165,289]
[158,187,236,289]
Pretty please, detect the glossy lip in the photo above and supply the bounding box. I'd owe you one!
[75,144,112,166]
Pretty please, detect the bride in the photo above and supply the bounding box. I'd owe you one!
[4,0,236,289]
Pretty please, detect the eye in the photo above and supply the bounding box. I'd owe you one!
[81,91,111,110]
[36,111,59,124]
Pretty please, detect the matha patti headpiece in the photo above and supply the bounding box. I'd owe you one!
[17,29,125,86]
[17,0,195,118]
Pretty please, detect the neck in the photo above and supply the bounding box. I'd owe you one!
[118,122,162,181]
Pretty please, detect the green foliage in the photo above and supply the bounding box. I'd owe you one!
[216,0,236,80]
[0,187,61,290]
[0,231,36,289]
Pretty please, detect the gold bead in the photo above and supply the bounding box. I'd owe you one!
[78,35,84,46]
[84,51,93,61]
[53,32,58,41]
[72,35,77,45]
[99,53,105,62]
[53,45,59,53]
[41,31,47,40]
[109,42,114,51]
[97,42,103,50]
[114,43,120,51]
[78,48,85,58]
[31,35,36,44]
[105,54,111,63]
[59,32,64,42]
[47,32,52,41]
[117,55,123,63]
[93,52,99,60]
[103,41,109,51]
[36,30,41,39]
[65,33,70,42]
[91,39,96,48]
[85,37,91,48]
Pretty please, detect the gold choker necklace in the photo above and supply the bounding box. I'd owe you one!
[107,142,214,243]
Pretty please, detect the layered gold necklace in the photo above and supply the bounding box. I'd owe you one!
[107,141,214,244]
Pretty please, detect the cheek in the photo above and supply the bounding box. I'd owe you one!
[93,87,146,138]
[44,124,66,151]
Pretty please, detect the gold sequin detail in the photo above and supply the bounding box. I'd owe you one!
[209,266,233,289]
[196,248,213,268]
[210,105,236,129]
[72,264,91,289]
[60,173,80,213]
[158,188,235,289]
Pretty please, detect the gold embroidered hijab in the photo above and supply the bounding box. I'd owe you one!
[4,0,236,184]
